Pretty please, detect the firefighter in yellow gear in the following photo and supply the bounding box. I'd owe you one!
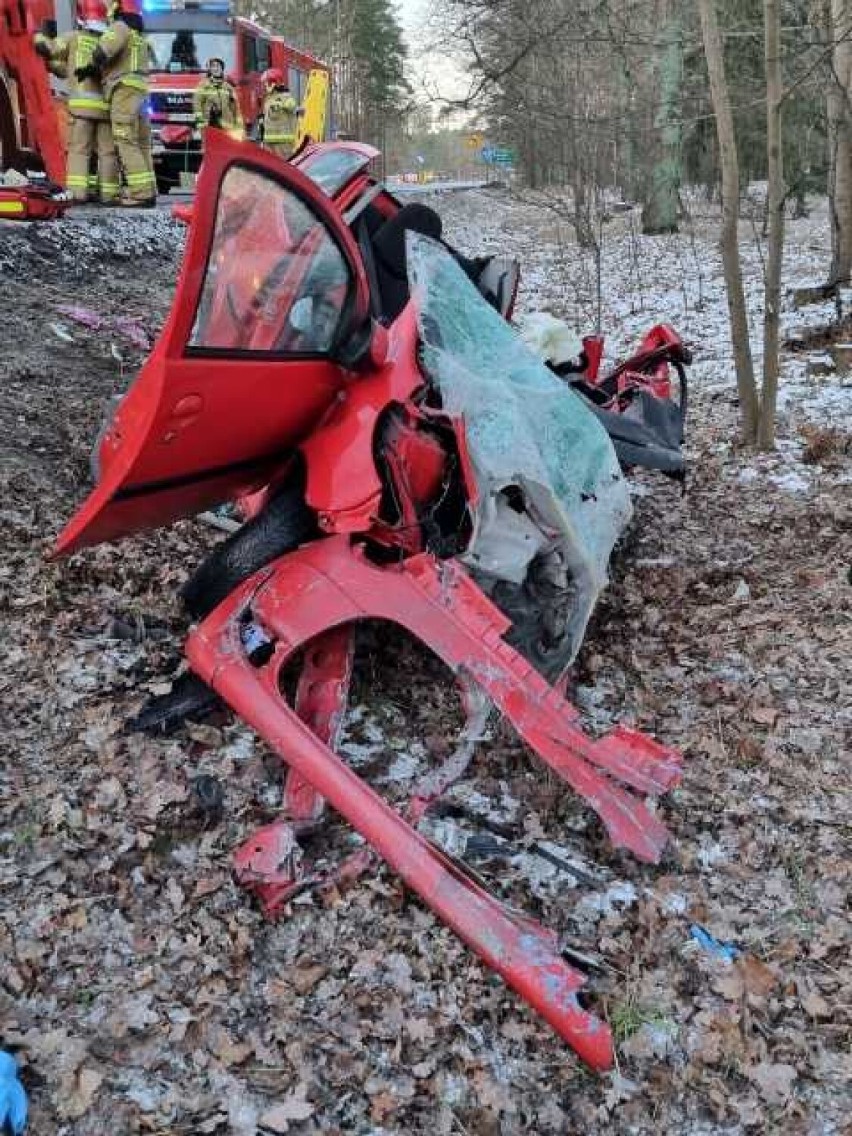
[259,69,301,159]
[33,1,120,204]
[89,0,156,206]
[193,58,243,146]
[33,22,66,78]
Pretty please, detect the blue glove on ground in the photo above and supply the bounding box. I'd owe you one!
[0,1051,27,1135]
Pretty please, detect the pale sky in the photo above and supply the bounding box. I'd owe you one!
[395,0,470,106]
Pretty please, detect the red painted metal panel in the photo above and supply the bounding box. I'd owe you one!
[189,565,615,1068]
[53,132,370,555]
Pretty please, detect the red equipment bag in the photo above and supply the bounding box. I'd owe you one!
[0,184,68,221]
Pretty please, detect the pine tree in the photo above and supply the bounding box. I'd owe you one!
[236,0,410,150]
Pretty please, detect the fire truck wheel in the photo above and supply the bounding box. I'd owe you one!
[182,485,318,621]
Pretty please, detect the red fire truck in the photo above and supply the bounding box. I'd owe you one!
[144,0,330,192]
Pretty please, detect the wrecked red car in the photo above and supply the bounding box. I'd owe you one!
[55,134,689,1070]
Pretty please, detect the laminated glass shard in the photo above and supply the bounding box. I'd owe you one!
[407,232,632,662]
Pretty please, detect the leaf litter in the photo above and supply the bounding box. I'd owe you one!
[0,194,850,1133]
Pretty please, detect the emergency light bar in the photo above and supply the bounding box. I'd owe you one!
[142,1,230,13]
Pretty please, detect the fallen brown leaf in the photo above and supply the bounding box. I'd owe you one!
[750,706,778,726]
[737,956,779,998]
[62,1067,104,1120]
[291,963,328,995]
[370,1091,398,1123]
[260,1084,315,1131]
[749,1061,796,1106]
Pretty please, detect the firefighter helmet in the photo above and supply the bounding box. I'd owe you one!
[78,0,108,22]
[262,68,286,88]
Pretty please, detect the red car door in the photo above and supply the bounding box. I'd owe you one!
[54,132,370,556]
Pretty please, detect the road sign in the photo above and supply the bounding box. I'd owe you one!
[480,145,514,165]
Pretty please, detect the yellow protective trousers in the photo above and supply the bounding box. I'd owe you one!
[110,83,156,201]
[66,117,120,203]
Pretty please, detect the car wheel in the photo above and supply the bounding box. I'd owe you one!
[182,485,317,620]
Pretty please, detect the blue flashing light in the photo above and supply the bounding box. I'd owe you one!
[143,1,231,12]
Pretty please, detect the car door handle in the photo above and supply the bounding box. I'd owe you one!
[162,394,204,443]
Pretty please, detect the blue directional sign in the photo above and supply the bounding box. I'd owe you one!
[480,145,514,165]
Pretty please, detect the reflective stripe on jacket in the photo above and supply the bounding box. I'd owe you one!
[97,19,149,99]
[193,79,243,131]
[262,90,297,143]
[34,32,68,79]
[42,30,109,118]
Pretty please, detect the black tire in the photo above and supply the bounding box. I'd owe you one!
[182,486,317,620]
[126,673,221,736]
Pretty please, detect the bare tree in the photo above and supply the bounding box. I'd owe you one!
[698,0,759,443]
[826,0,852,286]
[759,0,785,450]
[641,0,682,234]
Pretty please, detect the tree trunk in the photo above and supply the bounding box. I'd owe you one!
[827,0,852,286]
[759,0,785,450]
[698,0,759,443]
[642,0,682,234]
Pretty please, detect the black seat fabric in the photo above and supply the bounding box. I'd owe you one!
[372,204,443,322]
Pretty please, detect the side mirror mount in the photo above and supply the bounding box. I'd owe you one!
[366,321,390,367]
[336,319,389,371]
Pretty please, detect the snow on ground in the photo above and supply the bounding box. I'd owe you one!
[433,185,852,507]
[0,192,850,1134]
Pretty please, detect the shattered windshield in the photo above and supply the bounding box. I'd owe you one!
[407,233,632,661]
[297,149,372,196]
